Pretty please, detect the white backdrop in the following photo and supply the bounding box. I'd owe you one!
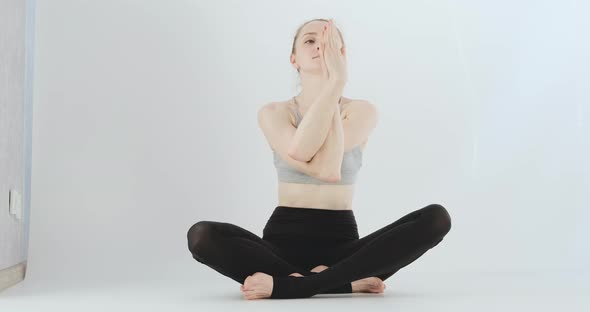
[28,0,589,288]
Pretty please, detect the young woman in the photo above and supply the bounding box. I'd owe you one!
[187,18,452,300]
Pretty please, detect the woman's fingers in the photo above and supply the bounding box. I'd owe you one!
[323,26,332,60]
[323,24,328,53]
[319,27,328,78]
[328,20,341,61]
[331,20,343,56]
[330,19,338,50]
[327,19,332,43]
[324,22,330,50]
[322,19,346,81]
[324,22,333,60]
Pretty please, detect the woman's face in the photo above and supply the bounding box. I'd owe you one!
[291,20,343,74]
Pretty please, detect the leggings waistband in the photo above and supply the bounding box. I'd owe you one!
[263,206,359,244]
[269,206,357,224]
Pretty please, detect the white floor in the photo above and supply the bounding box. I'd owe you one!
[1,270,588,311]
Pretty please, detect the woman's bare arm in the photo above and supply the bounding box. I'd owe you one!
[307,104,344,182]
[288,80,344,162]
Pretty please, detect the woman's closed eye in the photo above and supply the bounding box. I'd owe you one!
[305,39,315,44]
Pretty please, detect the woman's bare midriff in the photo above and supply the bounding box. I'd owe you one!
[275,96,367,211]
[277,182,356,210]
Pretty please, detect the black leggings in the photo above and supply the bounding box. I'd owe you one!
[187,203,452,299]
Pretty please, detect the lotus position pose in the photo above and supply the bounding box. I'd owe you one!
[187,18,452,300]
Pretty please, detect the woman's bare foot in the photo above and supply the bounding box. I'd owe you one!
[239,271,318,299]
[240,272,274,300]
[351,276,386,293]
[310,264,386,293]
[239,266,387,299]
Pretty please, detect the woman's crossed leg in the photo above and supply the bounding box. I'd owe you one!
[186,220,363,298]
[267,203,452,299]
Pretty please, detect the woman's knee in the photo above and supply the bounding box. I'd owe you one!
[187,221,217,256]
[423,204,452,237]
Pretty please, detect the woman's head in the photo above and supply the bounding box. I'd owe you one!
[290,18,345,75]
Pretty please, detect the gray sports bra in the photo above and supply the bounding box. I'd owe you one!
[272,97,363,185]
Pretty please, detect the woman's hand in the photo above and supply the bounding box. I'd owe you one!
[319,19,347,87]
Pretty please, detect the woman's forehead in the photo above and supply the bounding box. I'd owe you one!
[300,21,328,35]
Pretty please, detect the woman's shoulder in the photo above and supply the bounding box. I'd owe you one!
[261,98,294,111]
[340,97,373,118]
[341,98,378,116]
[259,99,297,127]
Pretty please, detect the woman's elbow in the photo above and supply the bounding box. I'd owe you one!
[287,145,312,162]
[317,170,341,183]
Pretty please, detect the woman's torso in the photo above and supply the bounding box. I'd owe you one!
[276,96,368,211]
